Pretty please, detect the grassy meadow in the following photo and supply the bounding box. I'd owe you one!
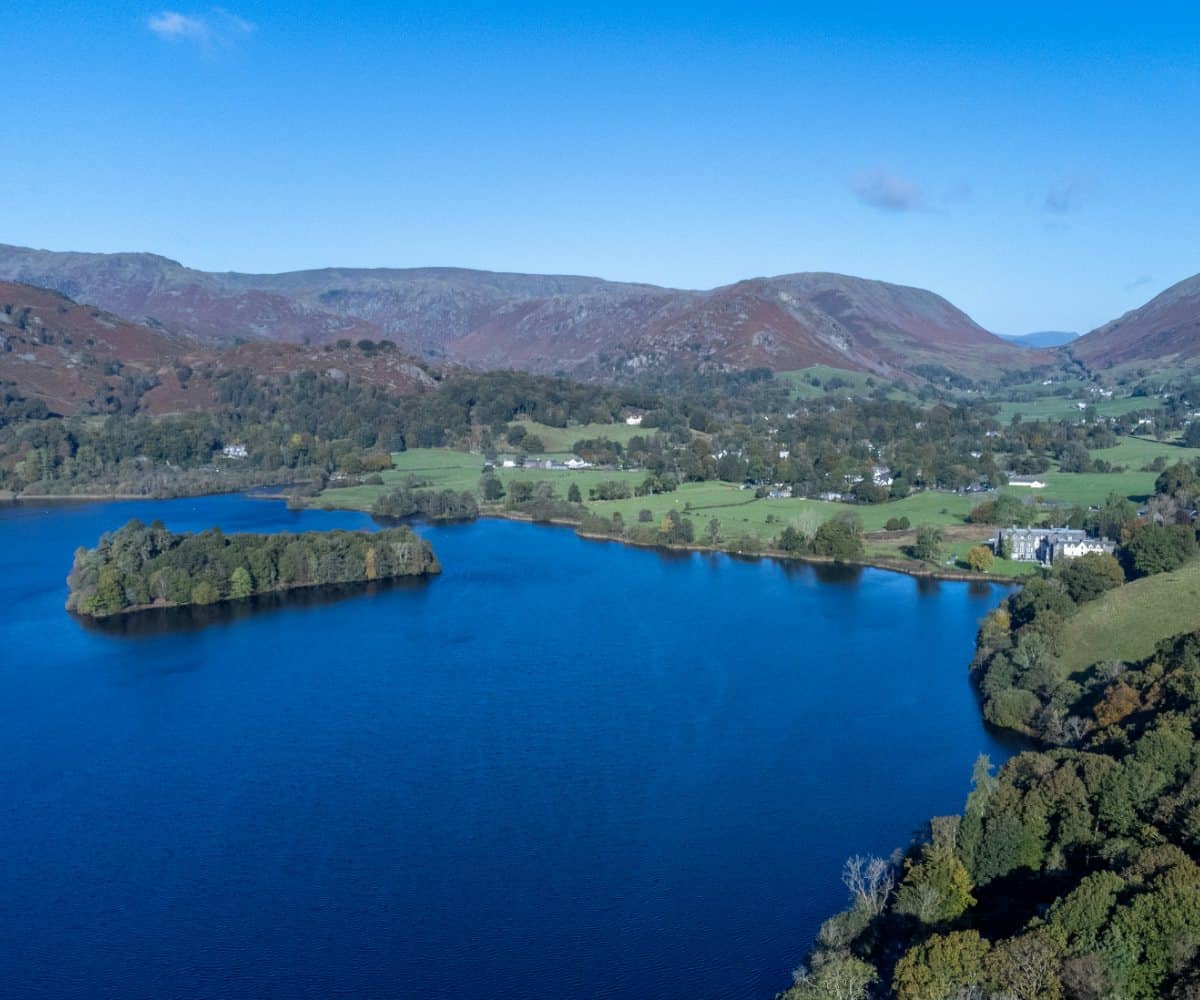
[1058,560,1200,674]
[995,393,1162,423]
[998,435,1200,508]
[509,419,648,454]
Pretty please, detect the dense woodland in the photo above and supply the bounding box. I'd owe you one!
[4,354,1197,514]
[783,468,1200,999]
[66,519,439,617]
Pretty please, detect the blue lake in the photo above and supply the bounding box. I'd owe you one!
[0,494,1013,999]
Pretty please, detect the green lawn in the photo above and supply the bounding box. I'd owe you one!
[945,540,1040,578]
[1058,560,1200,674]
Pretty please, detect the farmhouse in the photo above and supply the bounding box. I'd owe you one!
[221,444,248,459]
[1007,476,1046,488]
[625,414,643,426]
[995,526,1115,565]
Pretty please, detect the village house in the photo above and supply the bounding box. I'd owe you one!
[1007,475,1046,488]
[995,527,1115,565]
[624,414,643,426]
[221,444,248,459]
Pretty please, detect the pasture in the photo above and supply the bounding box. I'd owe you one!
[1058,561,1200,674]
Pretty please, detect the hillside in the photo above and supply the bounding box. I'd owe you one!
[0,280,214,415]
[0,280,436,417]
[1057,559,1200,673]
[0,244,1048,381]
[1071,272,1200,370]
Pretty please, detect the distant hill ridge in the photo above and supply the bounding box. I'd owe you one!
[0,243,1046,381]
[999,330,1079,348]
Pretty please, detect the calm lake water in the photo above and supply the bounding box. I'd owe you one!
[0,494,1013,999]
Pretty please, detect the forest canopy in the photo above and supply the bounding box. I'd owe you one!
[66,519,439,617]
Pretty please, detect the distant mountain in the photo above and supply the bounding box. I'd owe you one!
[1071,274,1200,370]
[998,330,1079,348]
[0,244,1047,381]
[0,280,434,416]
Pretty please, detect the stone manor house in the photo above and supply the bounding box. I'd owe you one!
[995,527,1116,566]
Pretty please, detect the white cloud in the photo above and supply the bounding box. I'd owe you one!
[850,171,924,213]
[147,8,254,49]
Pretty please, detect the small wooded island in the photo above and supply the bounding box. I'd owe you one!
[66,519,440,618]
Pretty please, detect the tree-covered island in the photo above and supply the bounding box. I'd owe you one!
[66,519,439,617]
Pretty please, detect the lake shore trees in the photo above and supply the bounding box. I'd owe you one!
[66,519,439,617]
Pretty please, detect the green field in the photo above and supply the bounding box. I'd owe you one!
[512,419,649,455]
[320,448,996,549]
[1090,435,1200,469]
[1058,560,1200,674]
[1003,470,1153,508]
[776,366,918,403]
[995,393,1162,424]
[995,435,1200,509]
[321,448,648,510]
[309,447,1049,577]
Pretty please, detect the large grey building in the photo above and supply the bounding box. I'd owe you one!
[996,527,1115,565]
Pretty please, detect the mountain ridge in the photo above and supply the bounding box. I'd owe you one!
[0,243,1047,381]
[1070,273,1200,370]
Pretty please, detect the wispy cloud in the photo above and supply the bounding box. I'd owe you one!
[147,8,255,49]
[850,171,924,213]
[1125,274,1153,292]
[1043,178,1088,214]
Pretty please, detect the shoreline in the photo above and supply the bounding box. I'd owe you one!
[9,484,1028,587]
[473,508,1026,586]
[69,568,441,621]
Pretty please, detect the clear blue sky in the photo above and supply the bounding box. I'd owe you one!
[4,2,1199,333]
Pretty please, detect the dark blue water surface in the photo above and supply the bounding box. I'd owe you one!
[0,494,1013,999]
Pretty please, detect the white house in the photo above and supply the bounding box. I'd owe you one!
[564,457,593,470]
[221,444,248,459]
[778,449,790,460]
[625,414,643,426]
[1008,475,1046,488]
